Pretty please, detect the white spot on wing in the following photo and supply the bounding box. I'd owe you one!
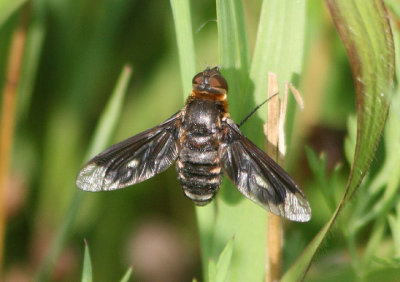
[76,163,107,191]
[254,175,269,189]
[283,193,311,222]
[128,159,139,168]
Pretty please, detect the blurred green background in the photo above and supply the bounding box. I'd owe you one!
[1,0,399,281]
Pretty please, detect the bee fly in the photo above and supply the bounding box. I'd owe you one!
[76,67,311,222]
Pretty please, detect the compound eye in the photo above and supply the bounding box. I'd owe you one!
[192,72,204,85]
[209,75,228,91]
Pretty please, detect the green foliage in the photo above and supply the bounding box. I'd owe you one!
[283,0,395,280]
[305,147,343,212]
[81,240,133,282]
[172,0,305,280]
[0,0,27,28]
[1,0,399,281]
[119,267,134,282]
[208,237,234,282]
[170,0,196,95]
[81,241,93,282]
[36,66,132,281]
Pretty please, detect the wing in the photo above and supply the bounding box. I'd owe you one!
[219,118,311,222]
[76,112,182,191]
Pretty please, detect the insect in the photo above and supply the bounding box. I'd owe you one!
[76,67,311,222]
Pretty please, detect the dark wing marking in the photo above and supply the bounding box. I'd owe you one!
[219,118,311,222]
[76,112,182,191]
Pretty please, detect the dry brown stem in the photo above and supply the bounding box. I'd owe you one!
[0,6,30,274]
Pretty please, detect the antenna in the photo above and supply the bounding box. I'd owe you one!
[237,93,279,128]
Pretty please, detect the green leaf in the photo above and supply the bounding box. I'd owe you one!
[119,267,133,282]
[249,0,305,128]
[216,0,250,119]
[208,260,217,282]
[168,1,221,278]
[206,1,263,281]
[0,0,27,28]
[384,0,400,22]
[344,115,357,165]
[215,238,234,282]
[81,240,93,282]
[84,65,133,159]
[208,238,234,282]
[17,0,46,121]
[372,256,400,268]
[388,202,400,256]
[305,147,339,212]
[211,1,305,281]
[205,0,253,273]
[282,0,394,280]
[35,65,132,281]
[171,1,306,280]
[81,240,133,282]
[170,0,196,95]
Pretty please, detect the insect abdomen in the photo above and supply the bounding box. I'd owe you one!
[177,136,222,206]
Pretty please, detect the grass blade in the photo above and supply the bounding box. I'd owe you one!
[170,0,196,95]
[171,1,306,280]
[208,260,216,282]
[168,0,225,279]
[119,267,133,282]
[215,238,234,282]
[84,65,133,159]
[208,238,234,282]
[205,1,266,281]
[35,65,132,281]
[282,0,394,280]
[216,0,250,119]
[16,1,46,121]
[249,0,305,133]
[81,240,93,282]
[0,0,28,28]
[210,1,305,281]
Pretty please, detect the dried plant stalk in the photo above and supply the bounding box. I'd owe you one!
[264,73,283,282]
[264,73,304,281]
[0,6,30,273]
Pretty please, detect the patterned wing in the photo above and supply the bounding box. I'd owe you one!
[219,118,311,222]
[76,112,182,191]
